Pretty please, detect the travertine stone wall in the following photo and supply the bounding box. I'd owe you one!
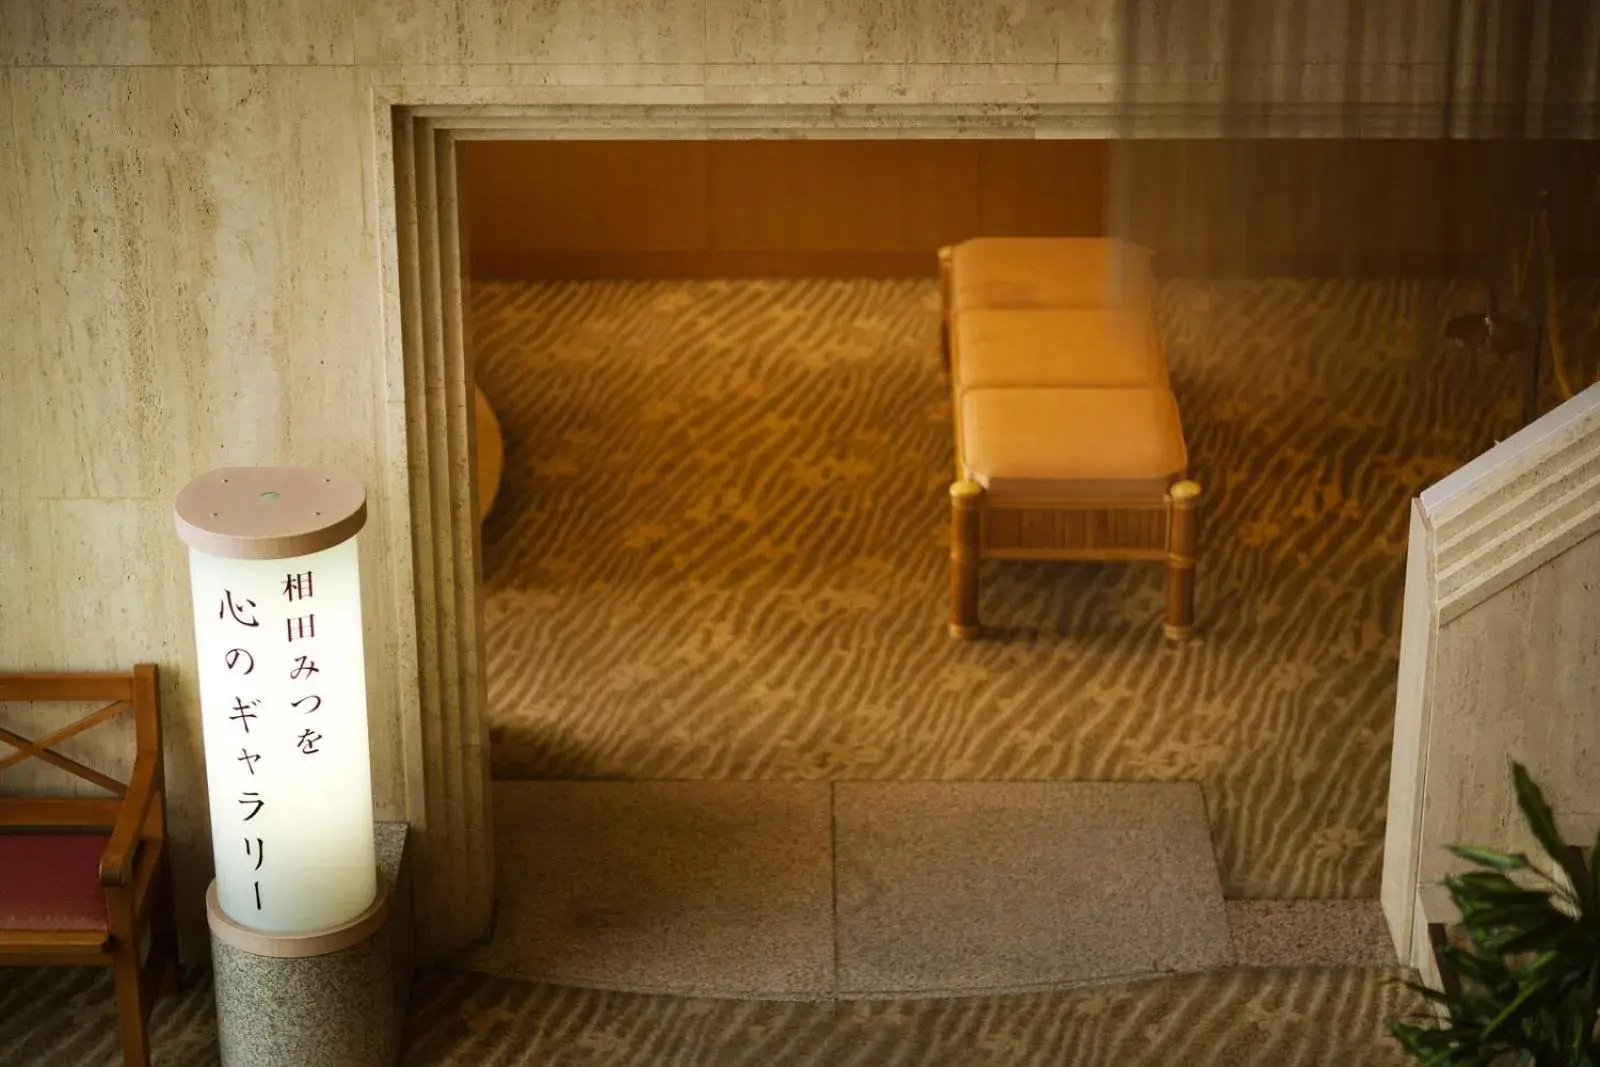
[1382,384,1600,972]
[2,0,1594,956]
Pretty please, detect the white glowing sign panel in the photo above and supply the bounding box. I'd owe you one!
[186,535,376,933]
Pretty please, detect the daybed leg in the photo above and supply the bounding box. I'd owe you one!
[1164,480,1202,642]
[937,246,953,375]
[949,480,984,639]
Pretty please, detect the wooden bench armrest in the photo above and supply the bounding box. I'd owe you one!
[100,748,158,887]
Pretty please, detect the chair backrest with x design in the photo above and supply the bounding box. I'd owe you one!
[0,669,161,830]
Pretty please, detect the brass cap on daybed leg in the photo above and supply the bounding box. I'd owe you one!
[948,480,984,640]
[1168,480,1202,505]
[1163,480,1202,642]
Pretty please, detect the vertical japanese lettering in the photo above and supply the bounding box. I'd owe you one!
[229,698,260,733]
[219,591,260,627]
[282,570,314,602]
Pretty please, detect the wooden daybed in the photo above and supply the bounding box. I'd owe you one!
[937,237,1202,642]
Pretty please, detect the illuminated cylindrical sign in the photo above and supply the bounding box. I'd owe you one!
[175,468,377,934]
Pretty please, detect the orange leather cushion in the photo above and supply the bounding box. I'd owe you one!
[0,833,110,931]
[948,237,1155,312]
[952,307,1169,392]
[960,388,1187,501]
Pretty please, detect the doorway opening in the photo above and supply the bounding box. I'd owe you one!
[387,104,1599,965]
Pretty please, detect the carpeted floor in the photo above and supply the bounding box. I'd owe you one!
[475,276,1593,900]
[0,963,1428,1066]
[22,277,1582,1064]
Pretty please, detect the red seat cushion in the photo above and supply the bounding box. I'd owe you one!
[0,833,111,931]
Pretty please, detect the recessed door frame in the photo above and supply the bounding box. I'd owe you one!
[373,92,1147,958]
[370,87,1486,958]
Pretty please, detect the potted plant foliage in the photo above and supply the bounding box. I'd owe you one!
[1389,762,1599,1065]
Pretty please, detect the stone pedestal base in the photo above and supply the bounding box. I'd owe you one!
[208,823,413,1067]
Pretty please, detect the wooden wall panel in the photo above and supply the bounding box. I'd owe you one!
[707,139,983,252]
[974,140,1109,236]
[464,140,712,277]
[461,139,1091,279]
[1113,139,1600,278]
[461,138,1600,280]
[1113,140,1231,276]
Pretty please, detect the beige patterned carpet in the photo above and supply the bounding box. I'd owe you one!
[0,963,1427,1066]
[475,276,1595,900]
[19,278,1593,1063]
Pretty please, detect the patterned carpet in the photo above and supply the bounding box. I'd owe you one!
[12,278,1587,1065]
[474,277,1594,901]
[0,963,1427,1066]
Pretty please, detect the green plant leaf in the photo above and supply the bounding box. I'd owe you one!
[1403,980,1460,1007]
[1388,1025,1463,1067]
[1513,762,1569,863]
[1450,844,1531,871]
[1456,893,1560,924]
[1512,949,1569,983]
[1485,916,1579,958]
[1467,907,1568,949]
[1441,953,1518,999]
[1451,871,1535,895]
[1480,974,1553,1039]
[1479,929,1551,959]
[1590,829,1599,914]
[1450,887,1552,913]
[1393,766,1600,1066]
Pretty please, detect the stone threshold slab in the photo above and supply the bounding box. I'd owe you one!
[453,780,1324,999]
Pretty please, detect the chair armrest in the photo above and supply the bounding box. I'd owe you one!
[100,750,159,887]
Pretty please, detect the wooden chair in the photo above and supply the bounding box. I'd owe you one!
[0,666,182,1067]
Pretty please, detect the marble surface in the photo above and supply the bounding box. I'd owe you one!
[453,781,837,998]
[0,63,407,955]
[455,781,1247,999]
[354,0,708,67]
[4,0,1595,966]
[210,823,411,1067]
[0,0,1577,112]
[833,782,1232,997]
[3,66,384,498]
[1421,534,1600,901]
[0,0,355,66]
[1382,387,1600,971]
[1226,900,1397,969]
